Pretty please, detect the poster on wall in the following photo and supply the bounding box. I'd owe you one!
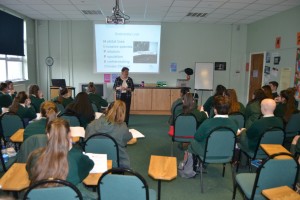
[295,48,300,100]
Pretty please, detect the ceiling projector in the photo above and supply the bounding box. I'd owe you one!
[106,16,125,24]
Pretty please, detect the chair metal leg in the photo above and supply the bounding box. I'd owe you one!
[235,149,242,173]
[232,182,237,200]
[171,141,174,156]
[248,158,252,172]
[222,163,226,177]
[200,162,204,193]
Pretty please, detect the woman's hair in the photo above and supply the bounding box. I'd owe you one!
[182,93,195,114]
[213,95,230,115]
[214,85,226,96]
[0,82,8,91]
[40,101,58,124]
[66,92,94,121]
[28,118,70,185]
[249,88,266,104]
[280,89,296,122]
[87,82,96,93]
[180,87,190,97]
[28,84,40,96]
[225,89,240,114]
[9,91,28,113]
[262,85,273,99]
[105,100,126,124]
[56,87,68,104]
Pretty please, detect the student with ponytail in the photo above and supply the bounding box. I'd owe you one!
[51,87,73,108]
[9,91,37,121]
[87,82,108,112]
[23,101,58,140]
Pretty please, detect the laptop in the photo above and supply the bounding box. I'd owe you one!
[51,79,66,87]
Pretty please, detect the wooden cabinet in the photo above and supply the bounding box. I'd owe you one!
[131,87,181,115]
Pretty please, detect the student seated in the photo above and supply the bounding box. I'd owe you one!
[51,87,73,108]
[86,82,108,112]
[28,84,45,113]
[0,82,13,109]
[26,118,96,199]
[5,80,17,99]
[225,89,245,115]
[238,99,283,152]
[85,100,133,168]
[188,96,238,157]
[23,101,58,141]
[203,84,226,116]
[9,91,37,122]
[64,92,95,128]
[269,81,279,99]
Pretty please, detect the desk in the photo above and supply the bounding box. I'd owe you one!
[83,160,112,186]
[50,86,76,99]
[262,186,300,200]
[148,155,177,200]
[260,144,292,159]
[10,129,80,143]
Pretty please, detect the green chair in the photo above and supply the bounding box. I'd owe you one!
[285,112,300,138]
[171,102,182,122]
[196,126,236,193]
[236,127,286,172]
[229,112,245,129]
[59,113,82,127]
[171,113,197,156]
[0,136,17,172]
[84,133,119,167]
[98,168,156,200]
[23,178,83,200]
[91,103,98,112]
[0,112,25,140]
[55,103,65,114]
[232,153,299,200]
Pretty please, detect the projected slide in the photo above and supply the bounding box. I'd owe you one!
[94,24,161,73]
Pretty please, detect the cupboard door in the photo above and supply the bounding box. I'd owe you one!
[152,89,171,111]
[170,89,181,105]
[133,89,152,111]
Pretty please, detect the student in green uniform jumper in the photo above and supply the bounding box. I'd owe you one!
[23,101,58,141]
[188,95,238,157]
[52,87,73,108]
[225,89,246,115]
[5,80,17,99]
[238,98,283,152]
[203,84,226,117]
[244,88,266,129]
[9,91,37,122]
[28,84,45,113]
[26,118,96,199]
[87,82,108,112]
[0,82,13,108]
[274,89,298,125]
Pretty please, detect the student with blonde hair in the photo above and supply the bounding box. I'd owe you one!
[85,100,133,168]
[26,118,95,199]
[23,101,58,140]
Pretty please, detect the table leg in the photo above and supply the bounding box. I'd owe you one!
[158,180,161,200]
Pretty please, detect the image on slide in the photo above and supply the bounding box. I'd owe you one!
[133,41,158,64]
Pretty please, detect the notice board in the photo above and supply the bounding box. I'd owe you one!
[194,62,214,90]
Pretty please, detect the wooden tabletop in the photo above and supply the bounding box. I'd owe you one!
[127,138,137,145]
[262,186,300,200]
[10,128,80,143]
[0,163,29,191]
[10,129,24,143]
[260,144,292,159]
[83,160,112,186]
[148,155,177,181]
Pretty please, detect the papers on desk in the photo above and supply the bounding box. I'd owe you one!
[95,112,103,119]
[129,129,145,138]
[70,126,85,138]
[84,153,107,173]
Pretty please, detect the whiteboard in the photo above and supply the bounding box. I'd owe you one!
[194,62,214,90]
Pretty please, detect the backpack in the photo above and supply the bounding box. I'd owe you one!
[178,150,196,178]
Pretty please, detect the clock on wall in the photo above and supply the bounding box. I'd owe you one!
[45,56,54,67]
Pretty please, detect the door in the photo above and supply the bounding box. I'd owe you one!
[248,53,265,101]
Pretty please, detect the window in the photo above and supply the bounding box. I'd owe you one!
[0,21,28,82]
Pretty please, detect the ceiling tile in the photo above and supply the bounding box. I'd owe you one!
[267,5,294,12]
[244,4,273,10]
[220,2,249,9]
[195,1,224,8]
[213,8,238,14]
[255,0,286,5]
[172,0,200,7]
[28,4,56,10]
[51,5,79,11]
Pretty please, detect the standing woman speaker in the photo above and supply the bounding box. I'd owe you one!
[113,67,134,125]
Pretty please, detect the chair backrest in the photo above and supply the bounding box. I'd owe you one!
[0,112,25,139]
[16,134,48,163]
[59,114,81,127]
[91,103,98,112]
[23,179,83,200]
[254,127,285,159]
[98,168,150,200]
[285,112,300,137]
[229,112,245,129]
[251,153,299,200]
[173,113,197,142]
[55,103,65,114]
[202,127,236,163]
[84,133,119,167]
[172,102,182,122]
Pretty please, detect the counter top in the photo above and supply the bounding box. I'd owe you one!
[134,86,184,89]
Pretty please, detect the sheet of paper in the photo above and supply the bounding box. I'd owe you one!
[84,153,107,173]
[70,126,85,138]
[95,112,103,119]
[129,129,145,138]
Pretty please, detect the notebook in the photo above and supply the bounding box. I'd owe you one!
[51,79,66,87]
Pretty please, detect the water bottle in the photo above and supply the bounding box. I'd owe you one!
[1,139,9,163]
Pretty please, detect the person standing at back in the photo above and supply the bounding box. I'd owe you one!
[269,81,279,99]
[113,67,134,125]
